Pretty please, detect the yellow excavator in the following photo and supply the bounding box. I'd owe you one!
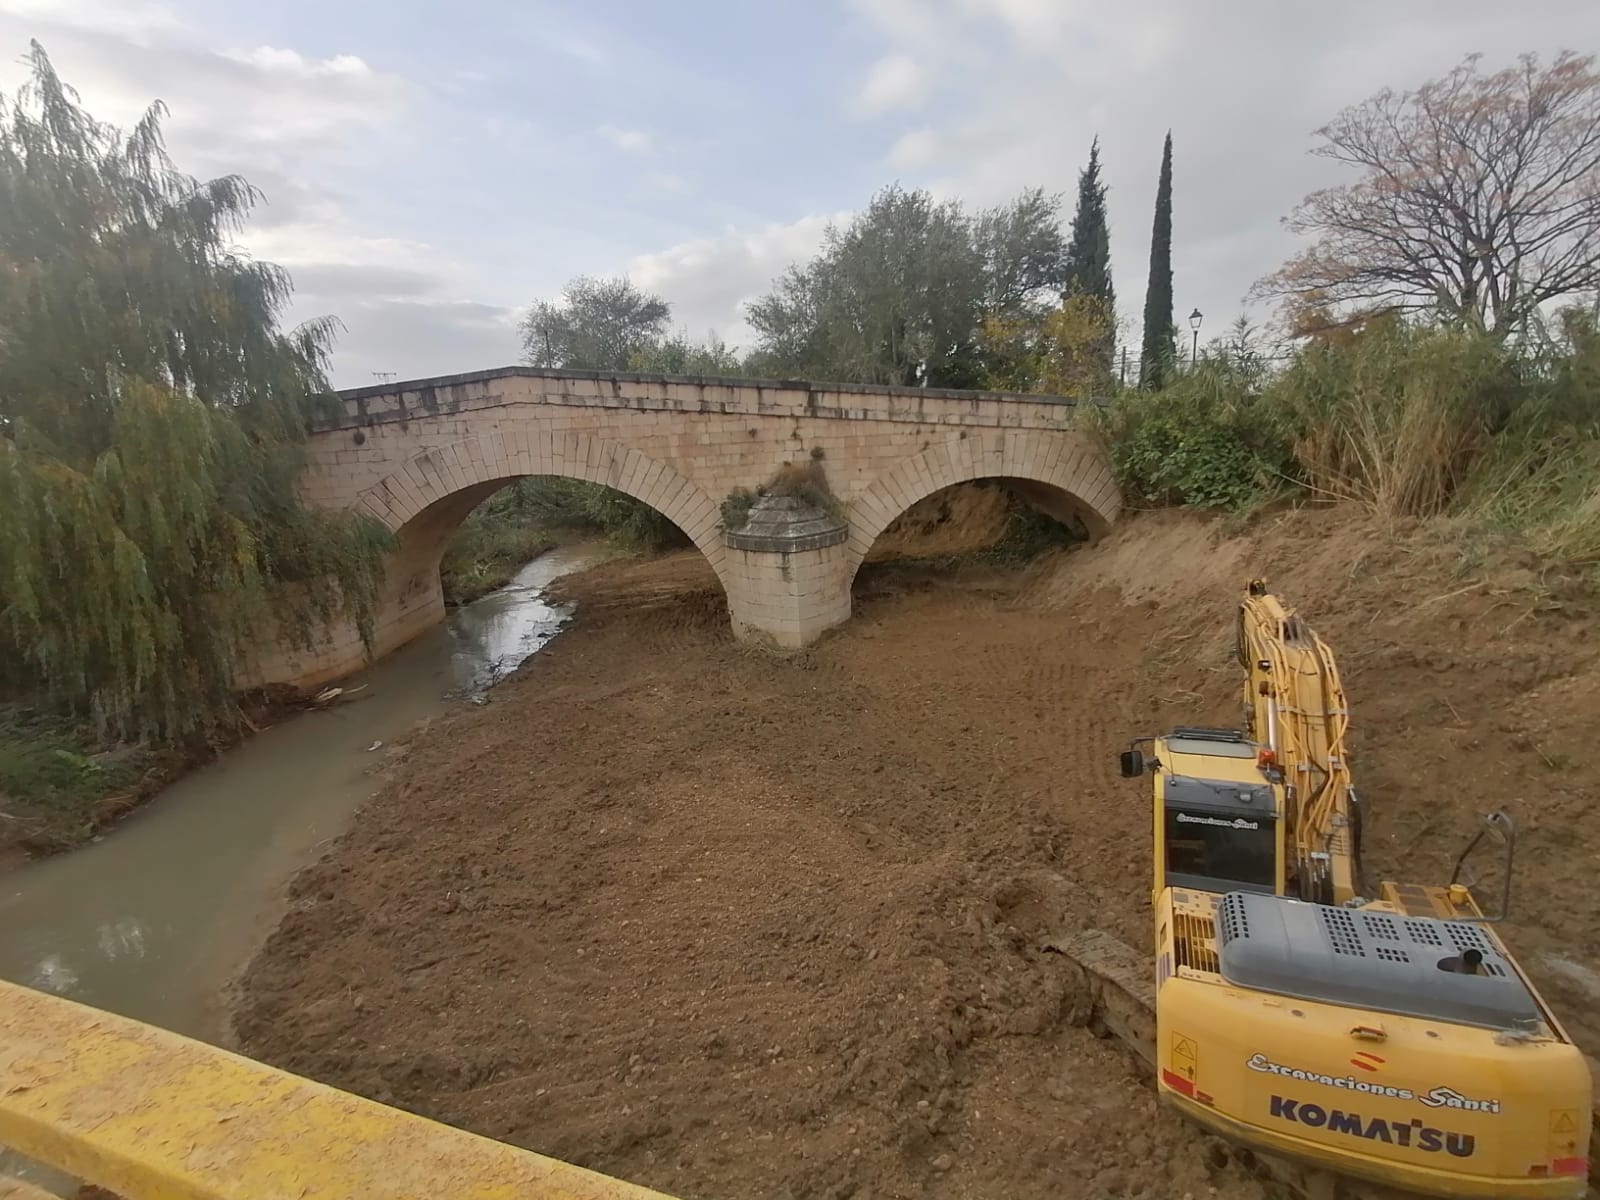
[1089,581,1592,1198]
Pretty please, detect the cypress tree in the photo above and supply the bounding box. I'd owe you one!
[1062,138,1115,377]
[1140,132,1176,388]
[1064,139,1114,305]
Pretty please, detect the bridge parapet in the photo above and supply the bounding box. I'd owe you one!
[0,980,678,1200]
[322,366,1084,434]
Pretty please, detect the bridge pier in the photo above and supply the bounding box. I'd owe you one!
[242,531,859,689]
[721,494,854,649]
[723,542,853,649]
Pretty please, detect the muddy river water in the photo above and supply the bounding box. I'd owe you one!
[0,543,607,1042]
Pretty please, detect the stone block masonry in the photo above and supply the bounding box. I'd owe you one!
[260,367,1121,685]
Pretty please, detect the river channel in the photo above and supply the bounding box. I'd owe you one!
[0,542,607,1044]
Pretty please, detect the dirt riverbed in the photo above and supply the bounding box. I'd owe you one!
[232,504,1600,1200]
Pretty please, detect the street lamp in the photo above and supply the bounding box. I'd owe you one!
[1188,308,1204,369]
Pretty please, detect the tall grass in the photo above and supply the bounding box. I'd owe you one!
[440,522,555,605]
[1099,307,1600,569]
[1271,324,1515,516]
[1466,428,1600,566]
[0,704,155,850]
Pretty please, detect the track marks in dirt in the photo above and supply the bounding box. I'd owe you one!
[236,555,1274,1200]
[235,507,1600,1200]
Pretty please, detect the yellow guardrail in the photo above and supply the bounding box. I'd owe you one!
[0,1177,57,1200]
[0,980,678,1200]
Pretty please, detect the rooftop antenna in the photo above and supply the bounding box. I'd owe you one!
[372,371,397,385]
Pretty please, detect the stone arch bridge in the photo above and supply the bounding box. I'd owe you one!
[261,367,1120,685]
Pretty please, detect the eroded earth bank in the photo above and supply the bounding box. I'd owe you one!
[231,506,1600,1200]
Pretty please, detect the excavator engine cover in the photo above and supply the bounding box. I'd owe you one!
[1215,893,1542,1031]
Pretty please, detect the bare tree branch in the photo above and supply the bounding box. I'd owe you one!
[1254,51,1600,337]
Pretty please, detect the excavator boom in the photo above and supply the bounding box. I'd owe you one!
[1237,582,1360,904]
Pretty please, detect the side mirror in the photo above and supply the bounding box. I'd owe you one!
[1119,749,1147,779]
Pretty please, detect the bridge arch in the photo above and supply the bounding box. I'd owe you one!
[344,427,734,664]
[354,426,731,584]
[844,430,1120,579]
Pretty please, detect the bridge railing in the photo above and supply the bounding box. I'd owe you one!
[0,979,679,1200]
[322,364,1090,430]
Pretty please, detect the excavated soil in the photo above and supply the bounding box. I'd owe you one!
[232,504,1600,1200]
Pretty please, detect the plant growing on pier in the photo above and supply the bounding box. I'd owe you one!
[719,460,843,531]
[720,487,757,531]
[0,43,388,740]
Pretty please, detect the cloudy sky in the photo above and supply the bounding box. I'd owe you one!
[3,0,1596,387]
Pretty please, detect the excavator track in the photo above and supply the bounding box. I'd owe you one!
[1041,929,1600,1200]
[1042,929,1155,1068]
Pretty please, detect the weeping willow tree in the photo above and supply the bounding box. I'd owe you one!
[0,43,389,740]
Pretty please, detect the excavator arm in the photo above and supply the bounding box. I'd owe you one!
[1237,579,1362,904]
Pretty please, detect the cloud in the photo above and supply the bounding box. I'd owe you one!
[242,215,517,385]
[554,33,607,66]
[647,171,691,194]
[887,128,939,168]
[0,0,185,43]
[294,297,521,387]
[262,222,522,386]
[7,0,1597,390]
[0,5,487,386]
[284,262,440,301]
[854,53,925,115]
[627,214,846,343]
[0,20,412,162]
[219,45,377,79]
[949,0,1178,66]
[850,0,942,51]
[599,124,652,154]
[227,167,343,231]
[846,0,1600,346]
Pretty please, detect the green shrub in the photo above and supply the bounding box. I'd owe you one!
[0,705,153,848]
[988,499,1085,561]
[720,487,756,530]
[1095,309,1600,571]
[1099,371,1290,510]
[467,478,686,552]
[439,522,554,605]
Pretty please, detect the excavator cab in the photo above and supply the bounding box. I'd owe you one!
[1124,727,1290,903]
